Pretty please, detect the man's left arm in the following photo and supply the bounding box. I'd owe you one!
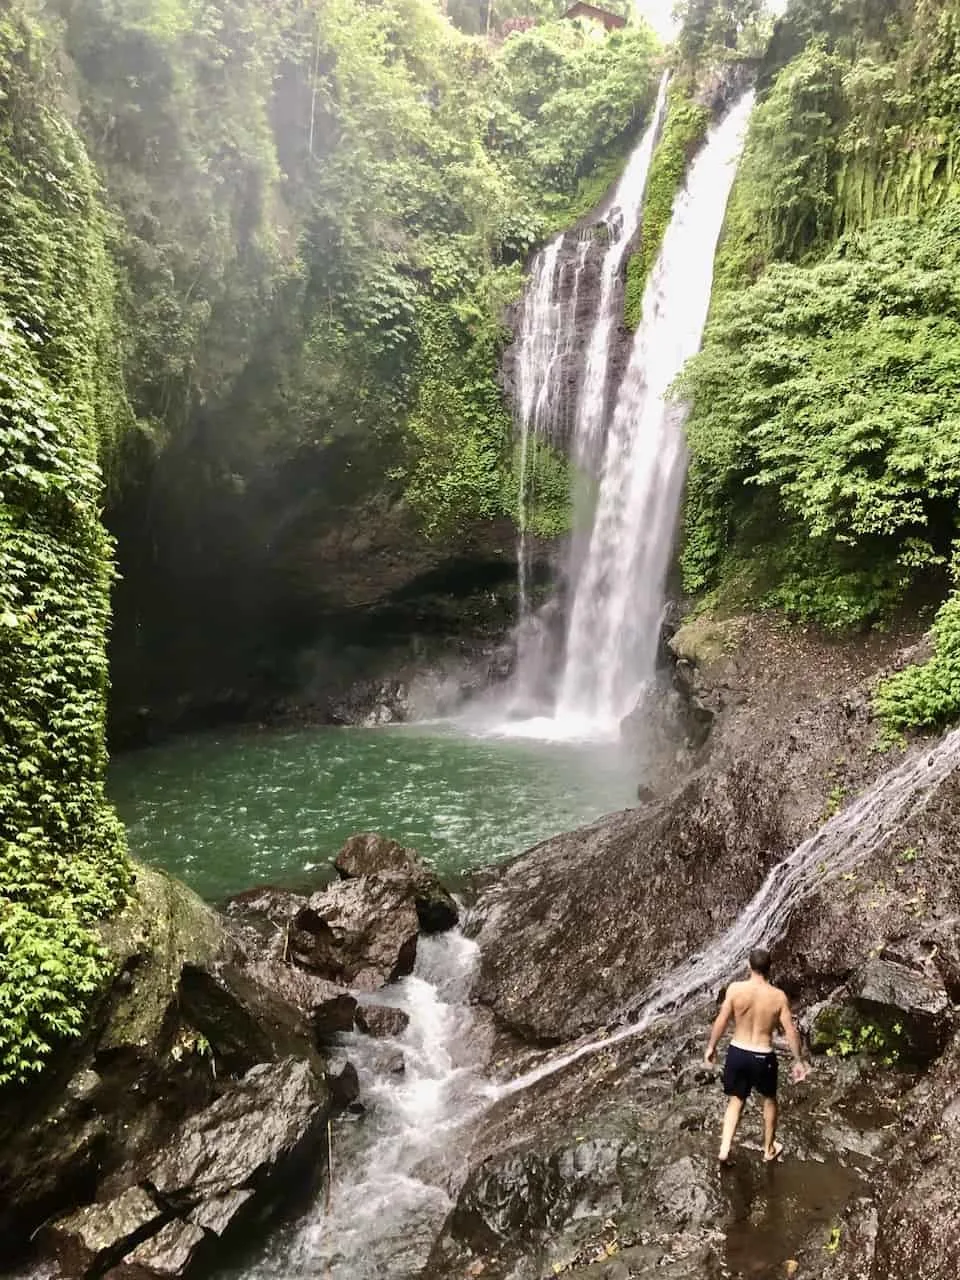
[704,991,733,1065]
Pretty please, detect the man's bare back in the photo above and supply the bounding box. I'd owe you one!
[724,977,790,1052]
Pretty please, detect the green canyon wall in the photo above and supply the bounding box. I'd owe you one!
[681,0,960,731]
[6,0,960,1084]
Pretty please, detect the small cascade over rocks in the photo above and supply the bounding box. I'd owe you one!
[247,932,487,1280]
[246,728,960,1277]
[497,88,753,741]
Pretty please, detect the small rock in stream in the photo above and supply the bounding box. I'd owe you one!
[334,832,459,933]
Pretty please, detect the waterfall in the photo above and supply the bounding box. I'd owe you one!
[515,237,589,619]
[493,89,754,741]
[506,75,669,717]
[556,90,755,733]
[573,71,670,469]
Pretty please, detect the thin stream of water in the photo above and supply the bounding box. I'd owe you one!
[495,728,960,1098]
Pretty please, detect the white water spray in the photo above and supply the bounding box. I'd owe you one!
[555,92,755,733]
[251,933,485,1280]
[574,71,669,468]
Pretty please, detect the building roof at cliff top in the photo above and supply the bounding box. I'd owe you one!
[563,4,628,31]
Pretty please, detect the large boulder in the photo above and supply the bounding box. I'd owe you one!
[242,959,358,1041]
[48,1057,329,1280]
[290,876,420,990]
[146,1057,327,1211]
[176,963,323,1074]
[470,762,789,1043]
[0,866,228,1255]
[335,832,459,933]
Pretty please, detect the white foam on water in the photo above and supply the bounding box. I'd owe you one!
[250,932,487,1280]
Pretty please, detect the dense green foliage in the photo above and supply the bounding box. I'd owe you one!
[0,0,663,1076]
[682,207,960,627]
[682,0,960,684]
[0,10,129,1084]
[875,590,960,736]
[624,86,710,329]
[60,0,660,536]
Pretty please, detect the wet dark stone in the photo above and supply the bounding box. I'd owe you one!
[355,1004,410,1039]
[849,958,951,1064]
[146,1058,328,1212]
[242,959,358,1042]
[291,877,419,991]
[105,1218,207,1279]
[46,1186,166,1277]
[334,832,459,934]
[328,1061,360,1110]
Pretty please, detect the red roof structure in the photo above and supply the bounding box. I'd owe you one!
[563,3,628,31]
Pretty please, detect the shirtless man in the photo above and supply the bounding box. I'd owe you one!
[703,948,808,1165]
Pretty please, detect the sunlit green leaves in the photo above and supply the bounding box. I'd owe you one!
[682,204,960,627]
[0,13,129,1086]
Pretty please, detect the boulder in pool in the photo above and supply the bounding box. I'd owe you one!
[291,876,420,990]
[334,832,459,933]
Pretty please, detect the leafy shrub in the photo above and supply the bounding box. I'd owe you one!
[624,84,709,329]
[680,203,960,627]
[875,591,960,734]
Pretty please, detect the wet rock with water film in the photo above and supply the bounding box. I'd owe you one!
[334,831,460,933]
[43,1055,330,1278]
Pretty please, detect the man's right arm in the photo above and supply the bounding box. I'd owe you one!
[779,994,809,1081]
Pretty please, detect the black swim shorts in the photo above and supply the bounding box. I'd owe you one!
[722,1044,778,1100]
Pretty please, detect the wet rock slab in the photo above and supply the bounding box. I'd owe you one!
[334,832,459,933]
[291,876,420,990]
[470,764,789,1043]
[46,1057,328,1279]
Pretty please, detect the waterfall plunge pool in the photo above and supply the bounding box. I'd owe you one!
[109,721,637,901]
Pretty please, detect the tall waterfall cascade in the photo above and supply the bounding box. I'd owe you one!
[503,88,754,741]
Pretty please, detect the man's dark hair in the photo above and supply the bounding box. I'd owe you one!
[749,948,772,977]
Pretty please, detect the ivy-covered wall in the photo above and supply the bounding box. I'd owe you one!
[0,10,129,1085]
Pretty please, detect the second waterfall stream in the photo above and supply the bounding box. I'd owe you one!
[504,89,755,741]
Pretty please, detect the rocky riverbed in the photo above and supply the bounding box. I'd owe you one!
[0,837,460,1278]
[8,614,960,1280]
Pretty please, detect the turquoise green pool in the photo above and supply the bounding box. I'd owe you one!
[109,723,636,901]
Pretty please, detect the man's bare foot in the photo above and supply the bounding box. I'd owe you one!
[763,1141,784,1163]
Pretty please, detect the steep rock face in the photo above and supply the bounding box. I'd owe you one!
[0,866,230,1252]
[46,1058,328,1280]
[470,761,788,1043]
[433,625,960,1280]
